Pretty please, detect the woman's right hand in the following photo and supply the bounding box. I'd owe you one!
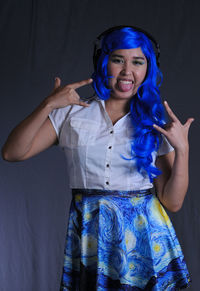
[46,77,93,110]
[2,77,93,162]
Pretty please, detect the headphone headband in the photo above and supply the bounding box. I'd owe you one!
[93,25,160,69]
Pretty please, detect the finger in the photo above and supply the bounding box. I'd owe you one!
[78,101,90,107]
[164,101,179,122]
[54,77,61,89]
[69,78,93,90]
[184,118,194,129]
[153,124,168,135]
[163,122,172,130]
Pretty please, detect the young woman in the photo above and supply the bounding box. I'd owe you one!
[2,26,193,290]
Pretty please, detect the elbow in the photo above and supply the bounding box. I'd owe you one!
[158,194,184,213]
[168,204,182,213]
[1,146,18,162]
[1,146,9,161]
[165,201,184,213]
[2,148,12,161]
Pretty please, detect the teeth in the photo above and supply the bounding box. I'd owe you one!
[119,80,133,84]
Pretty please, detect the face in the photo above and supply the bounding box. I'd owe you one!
[107,48,147,100]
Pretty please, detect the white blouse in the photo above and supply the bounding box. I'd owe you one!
[48,96,174,191]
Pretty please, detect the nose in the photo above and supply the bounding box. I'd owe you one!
[121,61,132,75]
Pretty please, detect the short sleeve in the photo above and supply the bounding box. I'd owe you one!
[48,105,72,138]
[157,134,174,156]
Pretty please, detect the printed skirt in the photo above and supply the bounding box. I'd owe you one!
[60,189,191,290]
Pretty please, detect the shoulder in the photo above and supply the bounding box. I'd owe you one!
[68,95,103,121]
[48,95,101,137]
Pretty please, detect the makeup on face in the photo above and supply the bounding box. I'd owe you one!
[107,48,147,98]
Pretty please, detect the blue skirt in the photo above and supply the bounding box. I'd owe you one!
[60,189,191,290]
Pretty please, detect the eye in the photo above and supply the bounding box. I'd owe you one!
[132,60,145,66]
[110,57,124,64]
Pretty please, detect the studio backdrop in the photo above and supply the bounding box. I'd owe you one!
[0,0,199,290]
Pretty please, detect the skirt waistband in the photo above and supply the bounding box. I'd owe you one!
[72,188,152,197]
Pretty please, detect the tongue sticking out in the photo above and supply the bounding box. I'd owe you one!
[117,81,133,92]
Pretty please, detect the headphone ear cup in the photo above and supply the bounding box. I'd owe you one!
[93,48,102,70]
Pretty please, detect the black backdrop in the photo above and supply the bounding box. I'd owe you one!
[0,1,199,290]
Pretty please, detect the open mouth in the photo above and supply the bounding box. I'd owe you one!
[117,79,134,92]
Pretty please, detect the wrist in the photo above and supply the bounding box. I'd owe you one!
[43,95,71,111]
[41,97,57,113]
[174,143,189,155]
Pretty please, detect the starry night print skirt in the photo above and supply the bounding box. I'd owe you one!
[60,189,191,290]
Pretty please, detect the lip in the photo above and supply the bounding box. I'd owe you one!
[116,78,134,93]
[117,78,134,83]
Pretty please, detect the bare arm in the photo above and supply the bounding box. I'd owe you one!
[2,101,57,161]
[154,150,185,212]
[2,77,93,162]
[153,101,194,212]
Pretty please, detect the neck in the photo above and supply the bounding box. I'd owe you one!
[105,98,130,114]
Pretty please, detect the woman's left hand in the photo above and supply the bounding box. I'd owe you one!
[153,101,194,152]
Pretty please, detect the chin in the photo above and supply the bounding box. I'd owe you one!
[111,90,136,100]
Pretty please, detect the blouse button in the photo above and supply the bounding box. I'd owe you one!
[106,164,109,167]
[108,146,112,149]
[106,181,109,185]
[110,130,114,134]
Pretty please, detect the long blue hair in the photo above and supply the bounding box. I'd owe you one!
[92,27,166,182]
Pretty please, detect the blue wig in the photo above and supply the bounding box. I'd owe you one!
[92,27,166,182]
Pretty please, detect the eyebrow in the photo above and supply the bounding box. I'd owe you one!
[111,54,145,60]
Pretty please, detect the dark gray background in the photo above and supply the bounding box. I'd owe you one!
[0,0,199,290]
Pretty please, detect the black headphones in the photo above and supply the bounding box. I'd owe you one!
[93,25,160,69]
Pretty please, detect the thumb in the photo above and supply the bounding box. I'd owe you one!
[185,118,194,129]
[54,77,61,89]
